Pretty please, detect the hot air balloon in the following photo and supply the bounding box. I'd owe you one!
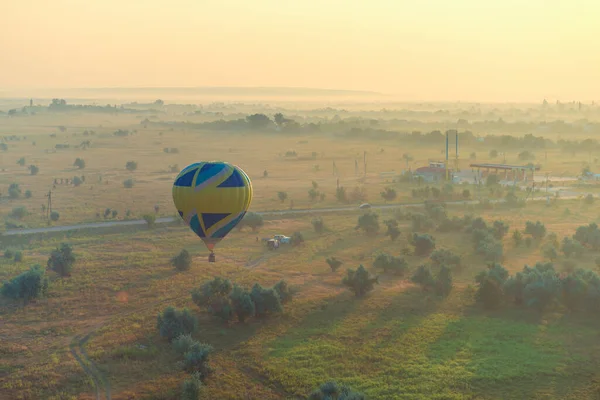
[172,161,253,262]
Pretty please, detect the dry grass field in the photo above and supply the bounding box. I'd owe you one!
[2,102,600,400]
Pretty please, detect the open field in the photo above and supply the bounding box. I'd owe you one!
[2,100,600,400]
[2,200,600,399]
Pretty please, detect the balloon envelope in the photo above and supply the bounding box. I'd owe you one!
[172,161,252,251]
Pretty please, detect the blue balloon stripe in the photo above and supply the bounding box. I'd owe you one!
[217,168,245,187]
[194,167,230,192]
[211,212,246,239]
[194,163,227,188]
[189,213,205,238]
[174,168,198,187]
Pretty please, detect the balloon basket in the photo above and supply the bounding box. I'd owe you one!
[208,253,216,263]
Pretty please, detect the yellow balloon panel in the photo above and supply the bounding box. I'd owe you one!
[172,162,252,250]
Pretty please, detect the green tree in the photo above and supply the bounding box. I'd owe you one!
[308,381,366,400]
[475,263,509,309]
[373,252,408,275]
[272,280,293,304]
[380,187,397,202]
[411,265,436,291]
[412,233,436,256]
[73,158,86,169]
[250,284,282,317]
[1,265,49,304]
[326,257,343,272]
[125,161,138,171]
[239,211,264,231]
[342,265,378,297]
[356,212,379,235]
[312,217,325,233]
[277,191,288,203]
[229,284,255,322]
[157,306,198,342]
[47,243,75,277]
[171,249,192,271]
[181,372,203,400]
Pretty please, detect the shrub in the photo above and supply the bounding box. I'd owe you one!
[326,257,343,272]
[308,381,366,400]
[525,221,546,240]
[342,264,378,297]
[4,249,14,259]
[172,334,198,355]
[182,342,213,378]
[475,263,509,309]
[171,249,192,271]
[435,265,453,297]
[411,265,436,291]
[291,231,304,246]
[73,158,85,169]
[229,284,255,322]
[584,194,595,205]
[505,263,561,312]
[238,212,264,231]
[411,213,434,232]
[380,187,397,202]
[8,183,21,199]
[277,191,288,202]
[125,161,138,171]
[412,233,436,256]
[512,230,523,246]
[430,249,461,268]
[157,306,198,342]
[191,277,234,320]
[312,217,325,233]
[543,244,559,261]
[373,252,408,276]
[13,251,23,262]
[17,157,25,166]
[273,280,293,304]
[28,165,39,175]
[10,206,27,219]
[1,265,49,304]
[492,220,510,239]
[356,212,379,235]
[181,372,203,400]
[24,190,32,198]
[384,219,400,241]
[335,186,348,203]
[123,178,135,188]
[143,214,156,228]
[250,284,283,317]
[73,176,83,187]
[48,210,59,222]
[47,243,75,277]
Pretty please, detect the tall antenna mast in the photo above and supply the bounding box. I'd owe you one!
[445,131,449,181]
[45,189,52,224]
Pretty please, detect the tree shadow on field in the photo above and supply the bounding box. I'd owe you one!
[264,290,365,359]
[425,301,600,400]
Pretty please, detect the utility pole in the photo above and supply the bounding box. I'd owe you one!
[45,189,52,224]
[445,131,449,181]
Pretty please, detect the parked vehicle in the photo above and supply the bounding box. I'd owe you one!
[273,234,291,244]
[359,203,372,209]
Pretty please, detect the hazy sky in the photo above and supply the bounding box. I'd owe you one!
[1,0,599,102]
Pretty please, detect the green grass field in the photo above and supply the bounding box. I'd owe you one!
[2,103,600,399]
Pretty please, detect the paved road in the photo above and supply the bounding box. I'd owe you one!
[1,195,580,237]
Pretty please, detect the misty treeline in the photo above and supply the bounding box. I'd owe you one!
[143,114,600,153]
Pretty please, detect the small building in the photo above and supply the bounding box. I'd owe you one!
[413,161,452,182]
